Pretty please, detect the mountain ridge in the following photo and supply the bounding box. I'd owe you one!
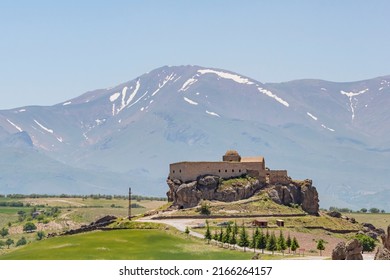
[0,65,389,211]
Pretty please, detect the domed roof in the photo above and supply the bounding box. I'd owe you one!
[224,150,240,156]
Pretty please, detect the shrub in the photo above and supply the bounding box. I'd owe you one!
[16,237,27,247]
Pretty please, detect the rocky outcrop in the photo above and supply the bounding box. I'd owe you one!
[381,225,390,250]
[167,176,319,215]
[327,211,342,218]
[332,239,363,260]
[375,247,390,260]
[345,239,363,260]
[61,215,117,236]
[332,242,347,260]
[265,179,319,215]
[167,175,262,209]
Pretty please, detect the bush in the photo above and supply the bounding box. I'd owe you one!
[200,202,211,215]
[23,222,37,232]
[355,234,376,253]
[16,237,27,247]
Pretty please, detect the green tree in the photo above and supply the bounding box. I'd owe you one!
[256,230,267,254]
[233,221,239,236]
[218,227,224,244]
[0,227,9,238]
[316,239,325,256]
[250,227,259,249]
[238,224,249,252]
[200,202,211,215]
[23,222,37,232]
[16,237,27,247]
[369,207,380,214]
[212,230,218,242]
[6,238,14,249]
[222,225,231,244]
[291,237,299,254]
[229,233,237,249]
[355,234,376,253]
[184,227,190,236]
[277,230,287,254]
[0,240,4,249]
[360,208,367,213]
[36,231,45,240]
[204,220,212,244]
[267,232,277,254]
[286,232,292,253]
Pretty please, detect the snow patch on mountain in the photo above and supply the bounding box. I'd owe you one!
[34,120,53,134]
[152,73,175,96]
[307,112,318,121]
[63,101,72,106]
[126,80,141,105]
[340,88,369,120]
[184,97,198,105]
[7,119,23,132]
[95,119,106,125]
[198,69,254,85]
[321,124,335,132]
[127,91,149,109]
[120,86,129,110]
[257,87,289,107]
[110,92,120,102]
[206,110,220,117]
[179,77,198,92]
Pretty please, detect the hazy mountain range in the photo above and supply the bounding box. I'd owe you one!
[0,65,389,210]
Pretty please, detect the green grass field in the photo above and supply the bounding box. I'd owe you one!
[0,228,260,260]
[342,213,390,230]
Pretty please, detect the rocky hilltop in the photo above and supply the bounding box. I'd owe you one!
[167,175,319,215]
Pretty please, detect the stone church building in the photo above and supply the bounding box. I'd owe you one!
[169,150,290,185]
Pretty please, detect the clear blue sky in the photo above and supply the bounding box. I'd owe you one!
[1,0,389,109]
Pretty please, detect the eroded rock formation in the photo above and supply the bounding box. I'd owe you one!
[167,175,262,209]
[167,176,319,215]
[375,225,390,260]
[332,239,363,260]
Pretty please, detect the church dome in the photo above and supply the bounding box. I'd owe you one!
[224,150,240,156]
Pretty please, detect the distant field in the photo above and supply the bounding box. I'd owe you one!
[0,228,262,260]
[342,213,390,230]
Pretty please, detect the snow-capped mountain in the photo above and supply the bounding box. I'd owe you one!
[0,65,389,210]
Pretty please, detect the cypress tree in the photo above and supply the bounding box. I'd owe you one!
[204,220,212,244]
[277,230,287,255]
[257,229,267,254]
[238,224,250,252]
[267,232,277,254]
[286,232,292,254]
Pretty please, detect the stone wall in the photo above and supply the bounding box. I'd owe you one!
[169,161,265,182]
[267,170,289,185]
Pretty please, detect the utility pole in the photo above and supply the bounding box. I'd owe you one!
[128,187,131,220]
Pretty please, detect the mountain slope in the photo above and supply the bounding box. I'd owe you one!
[0,65,389,210]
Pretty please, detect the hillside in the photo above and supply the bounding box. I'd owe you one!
[0,65,389,210]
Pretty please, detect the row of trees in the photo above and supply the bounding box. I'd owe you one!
[328,206,386,214]
[204,221,300,254]
[1,193,167,201]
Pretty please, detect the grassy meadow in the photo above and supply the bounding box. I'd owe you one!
[342,213,390,230]
[0,225,270,260]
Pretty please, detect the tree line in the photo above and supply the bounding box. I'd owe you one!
[0,193,167,201]
[328,206,386,214]
[203,221,300,255]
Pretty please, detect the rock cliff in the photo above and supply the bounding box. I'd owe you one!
[264,179,319,215]
[167,176,319,215]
